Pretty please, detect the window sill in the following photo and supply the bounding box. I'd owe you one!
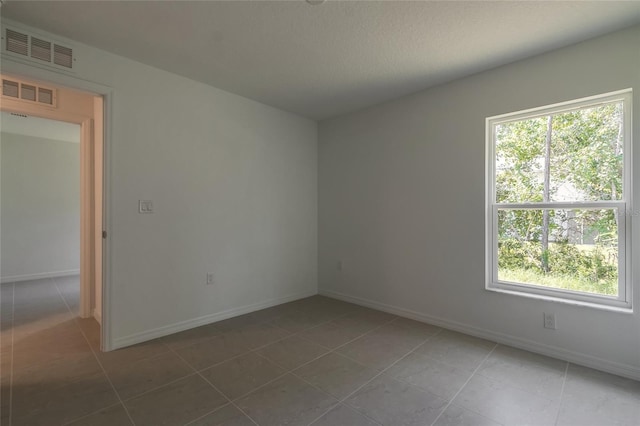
[485,285,633,314]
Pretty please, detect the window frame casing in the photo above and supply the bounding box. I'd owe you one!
[485,90,633,310]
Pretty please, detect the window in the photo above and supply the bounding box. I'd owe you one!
[486,90,632,309]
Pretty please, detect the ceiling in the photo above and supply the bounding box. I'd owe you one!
[2,1,640,120]
[1,111,80,142]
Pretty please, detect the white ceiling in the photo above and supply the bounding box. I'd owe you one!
[3,1,640,120]
[1,111,80,143]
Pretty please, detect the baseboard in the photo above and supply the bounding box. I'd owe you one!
[1,269,80,284]
[112,289,318,350]
[319,288,640,381]
[93,309,102,325]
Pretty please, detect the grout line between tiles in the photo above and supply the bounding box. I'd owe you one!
[198,372,260,426]
[22,291,602,426]
[229,369,292,403]
[307,402,384,426]
[198,335,336,405]
[428,342,499,426]
[61,321,202,406]
[238,315,401,425]
[162,300,371,367]
[66,299,435,426]
[305,327,445,426]
[265,311,353,338]
[301,312,401,353]
[168,303,399,425]
[180,328,299,372]
[235,310,403,424]
[124,371,201,403]
[182,402,235,426]
[379,346,504,424]
[125,330,295,404]
[164,306,340,359]
[169,306,384,381]
[60,402,124,426]
[340,327,443,402]
[553,362,570,426]
[52,277,138,426]
[164,344,260,426]
[164,318,341,420]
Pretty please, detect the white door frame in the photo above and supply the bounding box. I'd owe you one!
[1,59,114,351]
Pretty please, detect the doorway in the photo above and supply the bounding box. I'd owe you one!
[0,74,104,344]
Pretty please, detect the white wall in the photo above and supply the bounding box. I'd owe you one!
[1,19,318,348]
[319,26,640,379]
[1,132,80,281]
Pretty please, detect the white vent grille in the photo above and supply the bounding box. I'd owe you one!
[1,77,57,107]
[31,37,52,62]
[2,28,75,71]
[6,29,28,56]
[53,44,73,68]
[2,79,19,98]
[21,84,36,101]
[38,87,53,105]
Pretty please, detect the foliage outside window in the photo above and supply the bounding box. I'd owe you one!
[486,90,632,309]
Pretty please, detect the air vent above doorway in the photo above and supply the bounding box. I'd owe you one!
[2,27,76,72]
[2,77,57,107]
[6,29,28,56]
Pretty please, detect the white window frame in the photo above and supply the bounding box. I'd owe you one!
[486,89,633,310]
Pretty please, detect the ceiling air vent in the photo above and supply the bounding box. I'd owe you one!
[2,79,19,98]
[38,87,53,105]
[1,77,57,107]
[21,83,36,101]
[31,37,52,62]
[6,29,28,56]
[53,44,73,68]
[2,27,76,71]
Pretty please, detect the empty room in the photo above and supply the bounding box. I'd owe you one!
[0,1,639,426]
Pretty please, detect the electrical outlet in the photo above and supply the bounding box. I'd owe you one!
[543,312,557,330]
[336,261,343,272]
[206,273,214,285]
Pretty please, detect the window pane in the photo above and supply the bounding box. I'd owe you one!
[495,118,546,203]
[549,103,623,202]
[497,208,618,296]
[495,101,623,203]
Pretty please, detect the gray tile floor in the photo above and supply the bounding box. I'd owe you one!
[1,277,639,426]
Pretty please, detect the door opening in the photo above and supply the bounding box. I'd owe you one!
[1,74,105,347]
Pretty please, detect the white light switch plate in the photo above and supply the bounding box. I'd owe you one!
[139,200,153,214]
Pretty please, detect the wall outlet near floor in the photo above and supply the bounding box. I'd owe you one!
[543,312,557,330]
[206,273,214,285]
[336,260,343,272]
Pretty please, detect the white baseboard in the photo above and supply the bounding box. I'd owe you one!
[112,289,318,350]
[319,288,640,381]
[1,269,80,284]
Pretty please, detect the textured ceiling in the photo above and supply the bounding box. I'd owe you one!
[2,1,640,120]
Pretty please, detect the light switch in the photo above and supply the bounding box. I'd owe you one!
[139,200,154,214]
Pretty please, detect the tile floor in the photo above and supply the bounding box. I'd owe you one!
[1,277,640,426]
